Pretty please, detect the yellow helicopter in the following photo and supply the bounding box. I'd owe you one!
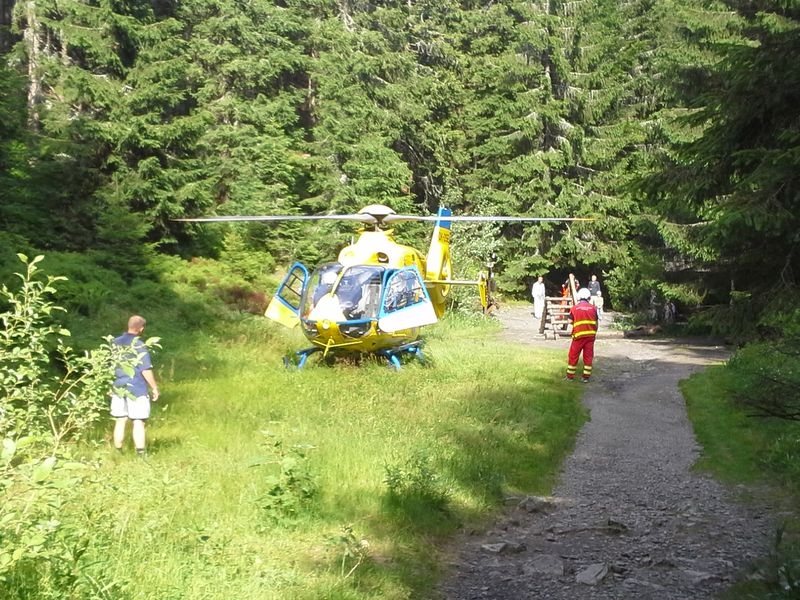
[176,204,587,368]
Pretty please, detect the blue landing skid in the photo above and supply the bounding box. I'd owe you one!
[283,347,322,369]
[377,341,425,370]
[283,342,425,370]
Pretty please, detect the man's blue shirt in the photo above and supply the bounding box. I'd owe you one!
[113,332,152,398]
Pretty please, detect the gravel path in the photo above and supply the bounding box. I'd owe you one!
[438,304,778,599]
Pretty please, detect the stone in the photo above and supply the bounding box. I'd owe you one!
[521,553,565,576]
[576,563,609,585]
[480,541,526,555]
[518,495,556,513]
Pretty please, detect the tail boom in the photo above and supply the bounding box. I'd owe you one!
[425,207,453,316]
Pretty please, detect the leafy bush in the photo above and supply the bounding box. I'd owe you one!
[761,433,800,492]
[604,247,664,312]
[0,254,147,598]
[445,283,492,318]
[0,233,34,285]
[325,524,370,580]
[251,436,319,524]
[0,439,124,600]
[219,231,276,284]
[29,251,128,319]
[727,339,800,422]
[0,255,118,443]
[383,449,450,513]
[156,254,275,316]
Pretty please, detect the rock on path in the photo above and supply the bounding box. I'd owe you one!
[438,305,777,600]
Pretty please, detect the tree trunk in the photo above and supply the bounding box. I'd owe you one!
[0,0,14,53]
[23,0,41,127]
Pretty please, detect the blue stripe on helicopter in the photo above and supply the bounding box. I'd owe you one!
[436,207,452,230]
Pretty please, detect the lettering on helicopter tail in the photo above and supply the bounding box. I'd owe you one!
[425,207,453,316]
[425,207,452,279]
[265,263,308,328]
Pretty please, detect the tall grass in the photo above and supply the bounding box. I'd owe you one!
[683,366,800,599]
[69,313,585,599]
[0,253,584,599]
[683,366,800,492]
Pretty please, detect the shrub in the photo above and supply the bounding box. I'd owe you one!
[0,439,124,599]
[325,524,370,580]
[0,254,151,598]
[251,435,319,524]
[727,340,800,422]
[156,254,276,316]
[219,230,276,284]
[383,449,450,514]
[36,251,127,318]
[0,254,139,444]
[760,433,800,492]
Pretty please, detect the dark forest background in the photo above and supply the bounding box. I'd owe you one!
[1,0,798,340]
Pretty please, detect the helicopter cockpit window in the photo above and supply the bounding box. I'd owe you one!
[303,263,343,317]
[312,263,342,304]
[304,264,385,322]
[335,266,385,321]
[383,270,425,313]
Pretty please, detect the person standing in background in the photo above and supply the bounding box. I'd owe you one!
[111,315,159,456]
[531,276,546,320]
[564,288,599,383]
[588,274,604,320]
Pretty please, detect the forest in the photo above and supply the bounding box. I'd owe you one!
[0,0,797,325]
[1,0,799,597]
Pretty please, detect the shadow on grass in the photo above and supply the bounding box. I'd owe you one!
[147,435,184,453]
[443,382,586,506]
[342,372,587,596]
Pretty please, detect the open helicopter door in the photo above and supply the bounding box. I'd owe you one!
[378,267,438,333]
[265,262,308,328]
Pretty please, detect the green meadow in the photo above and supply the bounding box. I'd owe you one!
[68,314,585,599]
[5,252,799,599]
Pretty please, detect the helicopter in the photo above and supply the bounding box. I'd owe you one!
[175,204,588,368]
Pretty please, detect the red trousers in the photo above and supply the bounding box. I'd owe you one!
[566,336,595,379]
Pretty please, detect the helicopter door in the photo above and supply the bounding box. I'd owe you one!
[378,267,438,333]
[265,262,308,328]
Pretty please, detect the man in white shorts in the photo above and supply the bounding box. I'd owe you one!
[111,315,160,455]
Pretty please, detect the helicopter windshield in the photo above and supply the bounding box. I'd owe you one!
[303,263,342,319]
[382,270,425,312]
[377,267,438,333]
[304,264,385,322]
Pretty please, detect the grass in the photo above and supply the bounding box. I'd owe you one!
[682,366,800,598]
[683,366,800,491]
[66,312,586,599]
[10,245,800,598]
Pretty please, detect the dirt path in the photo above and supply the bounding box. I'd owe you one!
[438,304,777,599]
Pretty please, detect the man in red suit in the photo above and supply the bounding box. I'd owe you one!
[565,287,599,382]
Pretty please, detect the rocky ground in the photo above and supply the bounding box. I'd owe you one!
[438,304,786,600]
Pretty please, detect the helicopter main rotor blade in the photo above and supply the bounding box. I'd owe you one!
[383,214,593,223]
[172,214,377,224]
[172,206,593,226]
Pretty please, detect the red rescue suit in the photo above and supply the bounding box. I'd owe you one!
[566,299,599,381]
